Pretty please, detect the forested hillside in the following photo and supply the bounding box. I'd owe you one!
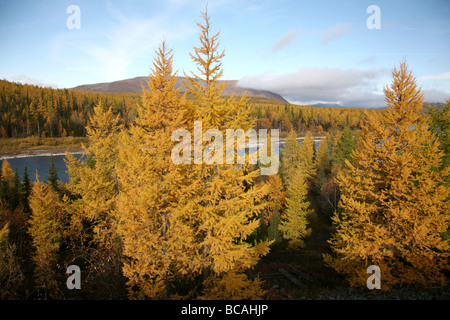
[0,78,382,139]
[0,80,139,138]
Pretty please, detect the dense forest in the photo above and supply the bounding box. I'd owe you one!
[0,80,140,138]
[0,77,380,139]
[0,9,449,300]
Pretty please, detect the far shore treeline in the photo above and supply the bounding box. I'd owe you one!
[0,76,387,140]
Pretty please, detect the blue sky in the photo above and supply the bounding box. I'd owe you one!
[0,0,449,107]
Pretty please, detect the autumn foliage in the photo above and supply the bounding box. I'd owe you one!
[325,60,450,289]
[0,10,449,300]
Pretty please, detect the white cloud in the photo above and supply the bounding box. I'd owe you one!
[51,3,196,84]
[321,22,351,45]
[238,67,389,107]
[83,17,160,81]
[9,74,59,88]
[420,71,450,80]
[82,1,180,82]
[423,89,450,102]
[418,72,450,102]
[272,29,302,52]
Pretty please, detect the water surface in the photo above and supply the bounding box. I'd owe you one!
[1,153,85,183]
[1,137,324,183]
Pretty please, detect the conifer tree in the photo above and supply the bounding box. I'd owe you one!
[28,176,64,299]
[1,160,14,195]
[267,201,282,244]
[324,60,450,289]
[331,127,359,172]
[429,99,450,180]
[21,166,31,212]
[0,168,29,251]
[279,130,301,187]
[9,170,20,210]
[263,174,286,225]
[0,161,22,214]
[182,8,271,299]
[0,223,24,299]
[299,131,316,180]
[429,99,450,239]
[0,224,9,251]
[314,166,326,196]
[47,155,59,193]
[279,168,312,249]
[255,175,285,245]
[315,137,329,171]
[184,6,226,122]
[116,40,195,299]
[66,102,121,245]
[65,101,124,297]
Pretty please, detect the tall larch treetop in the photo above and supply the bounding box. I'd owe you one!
[137,40,186,131]
[181,7,271,299]
[184,6,227,125]
[324,60,450,289]
[115,40,194,299]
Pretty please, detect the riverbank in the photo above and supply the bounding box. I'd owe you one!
[0,137,87,159]
[0,135,327,159]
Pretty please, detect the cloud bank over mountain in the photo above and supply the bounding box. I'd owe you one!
[238,67,388,108]
[238,66,450,108]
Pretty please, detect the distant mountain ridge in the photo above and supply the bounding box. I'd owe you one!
[71,76,289,103]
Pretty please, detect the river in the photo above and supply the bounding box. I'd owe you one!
[1,153,85,183]
[1,137,324,183]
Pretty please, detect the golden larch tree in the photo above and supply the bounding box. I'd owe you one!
[1,160,14,188]
[184,6,226,123]
[183,8,271,299]
[315,137,329,171]
[64,102,124,297]
[0,221,24,299]
[324,60,450,289]
[299,131,316,180]
[278,168,313,249]
[116,40,197,299]
[65,102,122,247]
[263,174,286,226]
[279,130,301,188]
[28,177,65,299]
